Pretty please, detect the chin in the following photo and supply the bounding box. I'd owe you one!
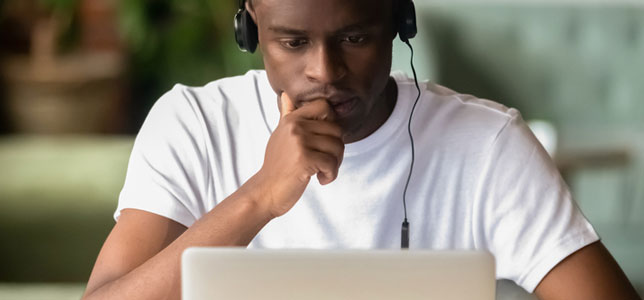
[337,117,363,137]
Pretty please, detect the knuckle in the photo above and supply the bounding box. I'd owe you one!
[294,135,306,149]
[293,118,307,130]
[282,114,294,123]
[330,123,342,137]
[324,154,338,169]
[279,116,293,131]
[284,119,301,136]
[335,143,345,157]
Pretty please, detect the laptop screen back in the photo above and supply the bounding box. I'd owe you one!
[182,248,495,300]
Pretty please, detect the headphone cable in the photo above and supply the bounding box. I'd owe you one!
[401,39,421,249]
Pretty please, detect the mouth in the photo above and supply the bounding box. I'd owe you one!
[330,97,358,117]
[298,92,358,117]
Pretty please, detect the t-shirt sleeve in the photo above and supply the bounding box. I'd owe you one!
[475,109,599,293]
[114,84,212,228]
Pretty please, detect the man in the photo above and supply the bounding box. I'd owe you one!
[83,0,640,299]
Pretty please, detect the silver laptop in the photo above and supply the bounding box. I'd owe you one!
[182,248,495,300]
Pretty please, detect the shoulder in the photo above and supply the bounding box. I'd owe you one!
[204,69,268,90]
[202,69,270,105]
[426,81,516,118]
[148,70,271,127]
[423,80,520,130]
[392,72,520,134]
[390,72,524,150]
[160,69,268,108]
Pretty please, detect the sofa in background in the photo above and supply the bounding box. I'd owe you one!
[0,136,133,283]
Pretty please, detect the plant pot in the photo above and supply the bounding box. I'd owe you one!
[2,52,126,134]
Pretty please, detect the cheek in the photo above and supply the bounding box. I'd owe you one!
[347,44,392,96]
[262,45,304,93]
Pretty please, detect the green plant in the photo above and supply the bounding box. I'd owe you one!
[117,0,264,120]
[38,0,81,52]
[38,0,77,21]
[0,0,80,54]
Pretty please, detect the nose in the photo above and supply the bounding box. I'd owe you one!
[304,43,347,84]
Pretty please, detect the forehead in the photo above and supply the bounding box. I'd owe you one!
[254,0,392,32]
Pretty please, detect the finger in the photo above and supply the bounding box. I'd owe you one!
[317,172,332,186]
[279,92,297,119]
[294,99,336,122]
[300,119,343,139]
[303,135,345,169]
[307,151,339,185]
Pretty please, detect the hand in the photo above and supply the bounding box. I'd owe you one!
[252,92,344,218]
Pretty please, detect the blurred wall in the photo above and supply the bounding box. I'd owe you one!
[393,0,644,293]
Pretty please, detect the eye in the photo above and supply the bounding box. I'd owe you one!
[281,39,308,49]
[343,35,367,44]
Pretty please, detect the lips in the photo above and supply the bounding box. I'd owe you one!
[330,97,357,116]
[298,93,358,117]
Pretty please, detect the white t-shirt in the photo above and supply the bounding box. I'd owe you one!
[115,70,599,292]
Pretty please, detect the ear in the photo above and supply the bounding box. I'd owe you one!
[245,1,257,24]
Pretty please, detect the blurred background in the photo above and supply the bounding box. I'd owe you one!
[0,0,642,299]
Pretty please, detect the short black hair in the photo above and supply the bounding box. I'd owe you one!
[248,0,402,30]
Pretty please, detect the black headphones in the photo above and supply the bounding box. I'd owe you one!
[234,0,417,53]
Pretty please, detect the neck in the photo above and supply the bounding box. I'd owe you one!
[343,77,398,143]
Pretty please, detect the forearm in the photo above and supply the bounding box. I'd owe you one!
[83,175,273,300]
[84,94,341,300]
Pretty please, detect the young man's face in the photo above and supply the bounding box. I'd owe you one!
[249,0,397,140]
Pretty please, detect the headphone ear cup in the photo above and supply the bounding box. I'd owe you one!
[398,0,417,42]
[234,9,259,53]
[243,10,259,53]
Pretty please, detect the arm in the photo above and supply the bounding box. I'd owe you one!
[534,241,641,300]
[83,95,343,299]
[82,177,273,300]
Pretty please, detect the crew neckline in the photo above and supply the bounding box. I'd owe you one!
[258,70,416,157]
[343,71,413,157]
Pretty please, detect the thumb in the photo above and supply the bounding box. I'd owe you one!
[279,92,296,118]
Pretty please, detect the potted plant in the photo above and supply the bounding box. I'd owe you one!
[115,0,264,125]
[1,0,126,134]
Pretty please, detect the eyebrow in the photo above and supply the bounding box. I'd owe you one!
[268,26,307,35]
[268,21,379,35]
